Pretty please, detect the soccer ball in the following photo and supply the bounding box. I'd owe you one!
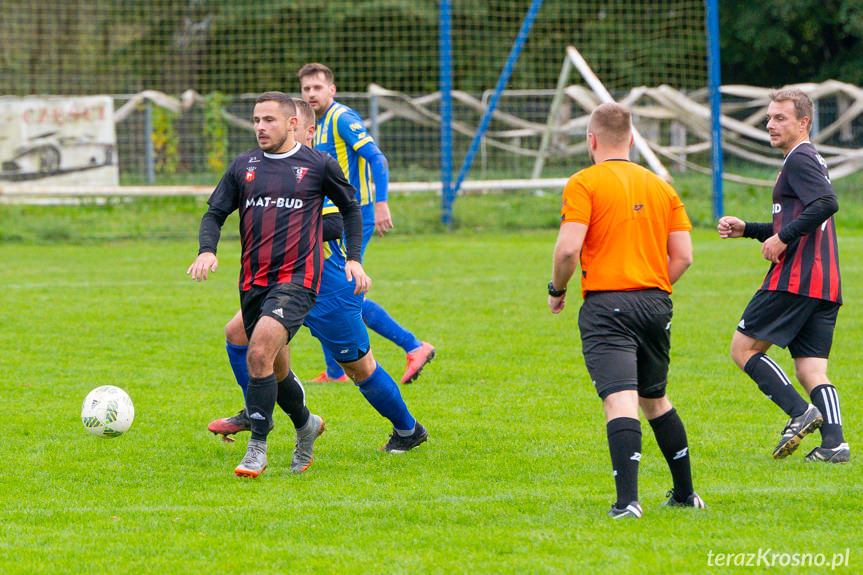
[80,385,135,438]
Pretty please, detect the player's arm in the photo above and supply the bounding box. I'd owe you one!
[777,195,838,244]
[667,230,693,284]
[322,156,370,293]
[361,143,392,236]
[337,113,392,236]
[718,215,772,241]
[761,195,838,263]
[187,167,238,281]
[322,212,344,242]
[762,152,838,262]
[549,221,587,314]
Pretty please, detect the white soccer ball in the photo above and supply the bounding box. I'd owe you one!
[80,385,135,438]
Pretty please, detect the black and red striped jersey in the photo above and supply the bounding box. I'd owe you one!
[198,142,361,292]
[761,142,841,303]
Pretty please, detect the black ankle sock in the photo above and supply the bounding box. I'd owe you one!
[276,370,311,429]
[648,408,694,500]
[246,374,277,440]
[607,417,641,507]
[743,353,808,417]
[810,384,845,448]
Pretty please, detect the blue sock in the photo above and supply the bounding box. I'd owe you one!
[362,299,422,353]
[322,343,346,379]
[226,342,249,398]
[357,363,416,432]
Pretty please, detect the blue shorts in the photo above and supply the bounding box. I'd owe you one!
[303,261,370,363]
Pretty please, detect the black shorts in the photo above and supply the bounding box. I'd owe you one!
[240,282,317,342]
[737,289,839,358]
[578,289,673,400]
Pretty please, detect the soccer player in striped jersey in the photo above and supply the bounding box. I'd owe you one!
[188,91,369,477]
[207,99,340,444]
[718,88,848,463]
[298,63,436,386]
[208,98,429,456]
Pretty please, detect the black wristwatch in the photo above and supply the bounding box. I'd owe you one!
[548,281,567,297]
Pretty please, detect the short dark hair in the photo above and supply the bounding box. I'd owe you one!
[297,63,334,84]
[255,91,297,117]
[588,102,632,146]
[770,87,814,130]
[292,98,315,129]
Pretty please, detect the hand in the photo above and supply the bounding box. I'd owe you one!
[761,234,787,263]
[374,201,393,237]
[548,294,566,314]
[345,260,371,294]
[717,216,745,238]
[187,252,218,281]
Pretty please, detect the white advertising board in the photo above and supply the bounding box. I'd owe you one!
[0,96,118,186]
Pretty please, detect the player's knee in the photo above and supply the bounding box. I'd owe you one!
[225,314,248,346]
[794,363,830,390]
[640,395,672,420]
[341,350,375,382]
[730,339,753,369]
[245,345,272,376]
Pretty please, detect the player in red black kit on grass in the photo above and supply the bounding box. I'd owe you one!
[718,87,848,463]
[188,91,369,477]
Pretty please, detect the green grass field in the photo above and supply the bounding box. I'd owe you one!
[1,192,861,573]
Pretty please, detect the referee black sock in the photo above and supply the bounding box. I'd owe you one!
[648,408,694,500]
[606,417,641,507]
[246,374,278,441]
[810,384,845,448]
[276,370,311,429]
[743,353,809,417]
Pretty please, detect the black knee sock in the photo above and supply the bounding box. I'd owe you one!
[743,353,808,417]
[648,408,694,500]
[276,370,311,429]
[246,374,278,441]
[810,384,845,448]
[606,417,641,507]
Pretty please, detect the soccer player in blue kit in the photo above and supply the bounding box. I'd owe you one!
[298,63,436,386]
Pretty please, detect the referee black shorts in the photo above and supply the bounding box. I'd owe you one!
[578,289,673,400]
[240,282,317,342]
[737,289,839,359]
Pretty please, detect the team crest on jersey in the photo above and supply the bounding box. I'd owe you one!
[293,166,309,183]
[245,167,256,182]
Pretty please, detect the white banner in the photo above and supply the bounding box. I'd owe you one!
[0,96,118,186]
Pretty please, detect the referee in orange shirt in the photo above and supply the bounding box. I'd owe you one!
[548,102,704,519]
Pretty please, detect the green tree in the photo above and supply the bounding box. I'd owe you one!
[720,0,863,86]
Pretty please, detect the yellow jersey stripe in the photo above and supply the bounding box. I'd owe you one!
[353,136,374,150]
[331,108,351,184]
[357,155,371,204]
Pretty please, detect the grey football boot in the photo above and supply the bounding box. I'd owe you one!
[291,414,325,473]
[234,438,268,478]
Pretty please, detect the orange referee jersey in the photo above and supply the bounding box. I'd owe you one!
[561,159,692,297]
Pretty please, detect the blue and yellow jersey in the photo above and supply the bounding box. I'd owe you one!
[314,101,379,211]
